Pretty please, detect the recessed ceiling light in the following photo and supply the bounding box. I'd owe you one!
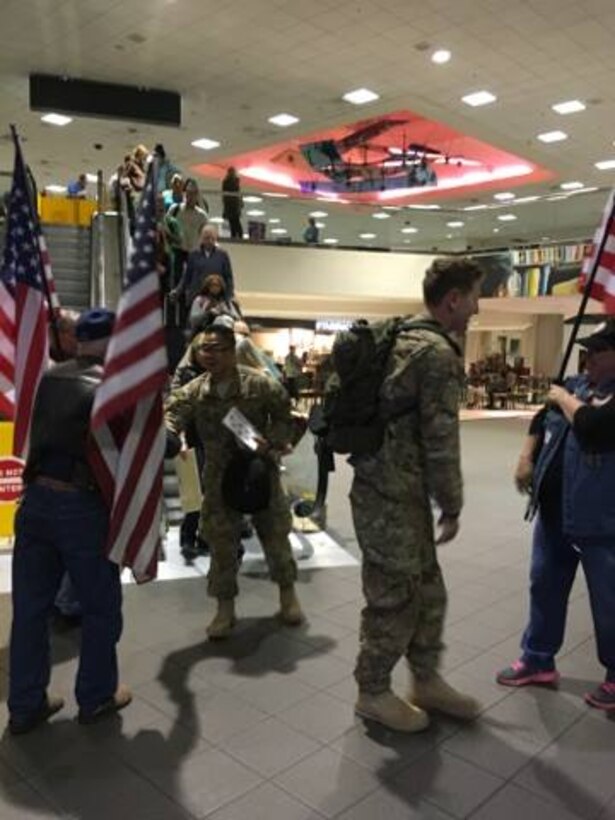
[493,228,500,233]
[372,212,391,219]
[85,173,98,183]
[461,90,497,107]
[45,184,66,192]
[323,237,339,244]
[246,209,265,216]
[595,159,615,170]
[537,130,568,143]
[360,232,377,239]
[463,204,488,211]
[446,234,453,239]
[262,192,289,198]
[447,221,464,227]
[497,213,517,221]
[315,222,325,229]
[191,137,220,150]
[268,113,300,127]
[208,216,224,224]
[268,218,280,224]
[513,195,539,203]
[552,99,585,115]
[431,49,451,64]
[342,88,379,105]
[309,210,328,218]
[243,195,263,203]
[494,192,515,201]
[406,204,440,210]
[41,113,72,126]
[270,228,287,234]
[560,181,584,190]
[401,226,418,234]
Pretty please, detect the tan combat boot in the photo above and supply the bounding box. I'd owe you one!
[206,599,236,640]
[279,584,304,625]
[355,690,430,733]
[411,673,481,721]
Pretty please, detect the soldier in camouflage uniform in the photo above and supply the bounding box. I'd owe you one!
[353,258,484,732]
[165,318,304,638]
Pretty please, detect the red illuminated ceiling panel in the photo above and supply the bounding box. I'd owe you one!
[193,109,552,204]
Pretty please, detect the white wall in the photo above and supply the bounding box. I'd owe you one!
[226,241,436,300]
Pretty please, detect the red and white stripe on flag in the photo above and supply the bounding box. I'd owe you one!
[580,189,615,315]
[13,282,48,457]
[90,162,167,583]
[0,280,16,420]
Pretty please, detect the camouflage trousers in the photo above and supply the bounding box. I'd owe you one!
[200,469,297,599]
[350,476,447,694]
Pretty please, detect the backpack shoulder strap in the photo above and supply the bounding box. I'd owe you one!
[396,318,462,357]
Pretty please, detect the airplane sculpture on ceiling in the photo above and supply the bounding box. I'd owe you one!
[297,116,466,194]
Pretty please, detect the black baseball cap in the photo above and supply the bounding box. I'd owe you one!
[577,319,615,352]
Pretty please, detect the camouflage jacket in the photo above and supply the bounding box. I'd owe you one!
[353,314,464,516]
[165,364,294,482]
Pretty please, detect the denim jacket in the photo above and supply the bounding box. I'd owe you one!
[531,375,615,541]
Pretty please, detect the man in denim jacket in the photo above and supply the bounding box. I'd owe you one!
[497,320,615,711]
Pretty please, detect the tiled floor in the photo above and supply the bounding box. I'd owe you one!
[0,419,613,819]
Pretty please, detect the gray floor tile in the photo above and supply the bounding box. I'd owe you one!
[325,675,357,705]
[389,749,504,818]
[233,670,317,715]
[278,690,356,743]
[274,746,379,818]
[330,720,448,778]
[0,781,63,819]
[472,783,593,820]
[31,750,195,820]
[209,781,325,820]
[145,746,263,818]
[335,787,455,820]
[513,712,615,818]
[0,755,23,789]
[283,651,351,690]
[192,689,268,745]
[224,715,320,777]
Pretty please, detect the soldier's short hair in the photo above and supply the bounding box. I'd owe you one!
[204,324,236,350]
[423,258,483,307]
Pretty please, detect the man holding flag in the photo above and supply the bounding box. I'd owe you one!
[8,308,132,733]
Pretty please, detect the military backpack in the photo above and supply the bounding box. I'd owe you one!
[320,317,457,458]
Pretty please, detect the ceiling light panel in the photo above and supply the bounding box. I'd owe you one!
[342,88,379,105]
[494,192,515,200]
[309,211,328,218]
[560,181,584,190]
[191,137,220,150]
[447,221,464,227]
[461,90,497,107]
[537,130,568,143]
[41,113,72,126]
[497,213,517,221]
[552,100,585,115]
[268,113,300,127]
[360,233,376,239]
[431,49,451,64]
[595,159,615,170]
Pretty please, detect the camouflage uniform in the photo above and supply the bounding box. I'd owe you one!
[351,316,464,694]
[165,364,297,598]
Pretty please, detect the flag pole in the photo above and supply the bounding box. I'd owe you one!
[9,124,61,354]
[557,193,615,381]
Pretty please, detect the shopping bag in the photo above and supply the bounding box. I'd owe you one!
[174,449,202,513]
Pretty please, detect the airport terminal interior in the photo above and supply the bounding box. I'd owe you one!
[1,1,615,818]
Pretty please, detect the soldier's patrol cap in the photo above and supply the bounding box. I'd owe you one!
[75,307,116,342]
[577,319,615,353]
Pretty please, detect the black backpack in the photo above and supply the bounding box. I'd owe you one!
[321,317,458,458]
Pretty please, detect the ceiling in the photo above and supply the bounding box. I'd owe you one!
[1,0,615,252]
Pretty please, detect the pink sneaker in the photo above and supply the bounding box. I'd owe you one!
[584,681,615,711]
[496,659,560,687]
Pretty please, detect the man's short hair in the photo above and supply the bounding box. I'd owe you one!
[423,257,483,307]
[205,321,236,350]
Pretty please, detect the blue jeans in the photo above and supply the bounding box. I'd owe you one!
[521,511,615,680]
[9,485,123,718]
[54,573,82,617]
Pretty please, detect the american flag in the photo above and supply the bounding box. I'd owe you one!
[0,129,59,457]
[90,160,168,582]
[580,189,615,314]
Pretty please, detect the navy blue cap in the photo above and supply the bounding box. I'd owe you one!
[75,308,116,342]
